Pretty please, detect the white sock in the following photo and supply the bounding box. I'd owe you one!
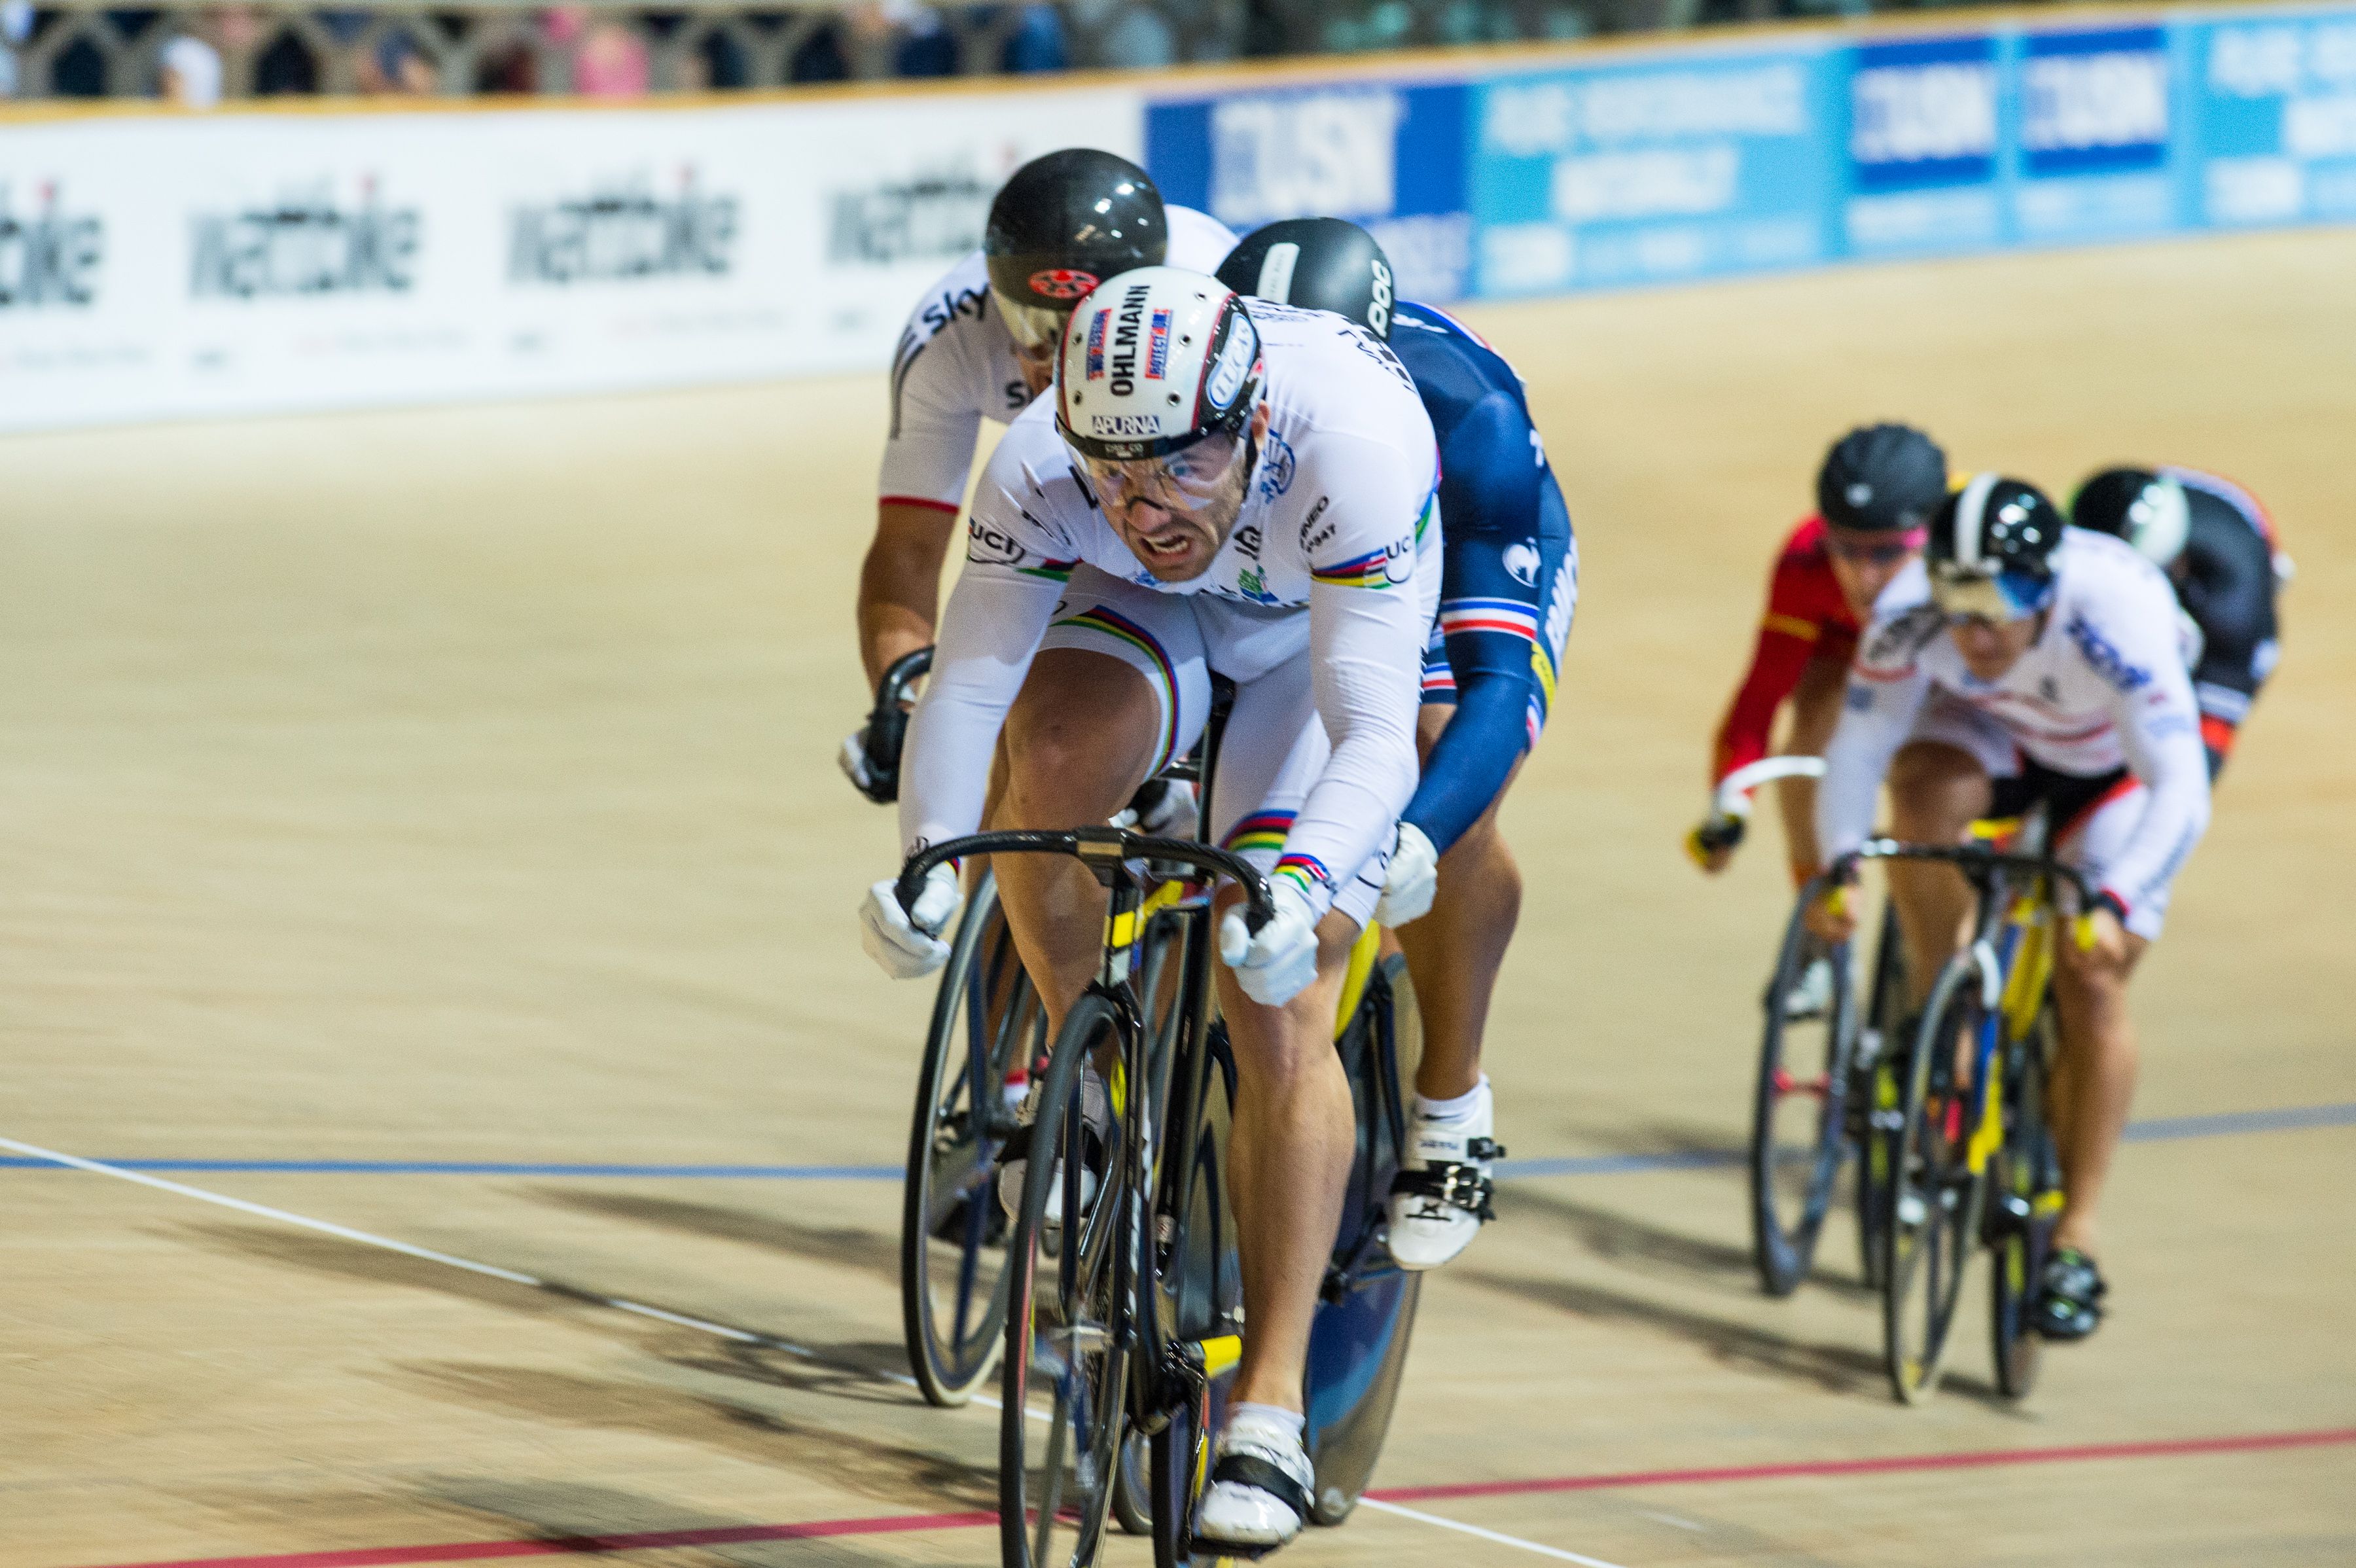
[1414,1075,1490,1126]
[1228,1402,1306,1445]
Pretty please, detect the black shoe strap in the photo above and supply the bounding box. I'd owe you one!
[1209,1452,1312,1523]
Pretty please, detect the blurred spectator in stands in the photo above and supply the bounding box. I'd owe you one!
[0,0,29,94]
[160,27,223,103]
[546,4,649,94]
[356,24,437,91]
[1067,0,1172,65]
[1001,5,1065,70]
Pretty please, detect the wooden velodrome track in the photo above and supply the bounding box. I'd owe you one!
[3,226,2351,1568]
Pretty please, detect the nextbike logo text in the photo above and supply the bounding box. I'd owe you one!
[0,183,104,310]
[510,171,738,285]
[190,181,420,298]
[1211,90,1402,226]
[828,166,991,267]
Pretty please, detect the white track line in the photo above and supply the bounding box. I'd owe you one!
[5,1133,1611,1556]
[1358,1498,1636,1567]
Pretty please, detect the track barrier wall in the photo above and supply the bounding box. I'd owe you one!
[4,4,2353,431]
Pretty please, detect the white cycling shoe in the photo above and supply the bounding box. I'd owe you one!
[1783,953,1836,1021]
[1385,1080,1503,1272]
[996,1069,1111,1222]
[1194,1409,1316,1553]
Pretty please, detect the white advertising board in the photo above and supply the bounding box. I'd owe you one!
[0,88,1145,431]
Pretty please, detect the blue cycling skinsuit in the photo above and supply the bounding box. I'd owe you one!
[1385,300,1578,854]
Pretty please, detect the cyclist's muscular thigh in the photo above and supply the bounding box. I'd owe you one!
[996,649,1163,1018]
[1885,741,1993,1005]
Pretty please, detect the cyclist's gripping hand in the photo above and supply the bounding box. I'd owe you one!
[860,863,959,979]
[1685,810,1745,874]
[841,724,897,804]
[1219,878,1321,1008]
[1800,872,1857,946]
[1374,822,1439,928]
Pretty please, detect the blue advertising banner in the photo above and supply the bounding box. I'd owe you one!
[1145,82,1473,300]
[2188,9,2356,227]
[1467,46,1840,295]
[1142,5,2356,310]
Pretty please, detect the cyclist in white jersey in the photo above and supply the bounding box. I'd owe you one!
[859,267,1440,1552]
[1808,474,2211,1344]
[847,149,1236,787]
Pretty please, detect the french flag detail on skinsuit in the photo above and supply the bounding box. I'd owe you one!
[1440,599,1539,643]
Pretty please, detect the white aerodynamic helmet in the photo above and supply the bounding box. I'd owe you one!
[1056,266,1264,463]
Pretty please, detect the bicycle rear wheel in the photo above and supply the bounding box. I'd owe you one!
[902,876,1040,1406]
[1882,954,1990,1405]
[1990,999,2061,1400]
[1306,952,1423,1525]
[1749,908,1856,1297]
[1000,991,1136,1568]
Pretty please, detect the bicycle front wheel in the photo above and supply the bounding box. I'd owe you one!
[902,876,1039,1406]
[1882,953,1990,1405]
[1001,990,1136,1568]
[1853,902,1906,1291]
[1990,999,2060,1400]
[1749,908,1856,1297]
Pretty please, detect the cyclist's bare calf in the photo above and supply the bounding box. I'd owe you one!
[2049,918,2145,1258]
[1393,704,1524,1101]
[1215,900,1361,1414]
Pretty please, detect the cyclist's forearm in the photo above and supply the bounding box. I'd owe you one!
[1286,583,1425,916]
[859,503,959,688]
[1404,671,1527,857]
[1813,673,1920,869]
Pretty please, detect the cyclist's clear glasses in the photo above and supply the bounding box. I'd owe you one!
[1825,525,1927,566]
[1930,563,2046,624]
[994,291,1069,359]
[1076,432,1247,514]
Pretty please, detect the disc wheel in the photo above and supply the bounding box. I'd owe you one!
[1882,954,1990,1405]
[901,876,1039,1407]
[1748,910,1856,1297]
[1990,1001,2060,1400]
[1305,953,1423,1525]
[1000,991,1135,1568]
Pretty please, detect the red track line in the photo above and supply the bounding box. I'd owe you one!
[1368,1425,2356,1503]
[69,1427,2356,1568]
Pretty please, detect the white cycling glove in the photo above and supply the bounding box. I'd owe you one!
[1374,822,1439,928]
[1218,876,1322,1008]
[860,862,960,980]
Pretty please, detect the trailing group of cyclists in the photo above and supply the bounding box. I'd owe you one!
[837,145,2287,1559]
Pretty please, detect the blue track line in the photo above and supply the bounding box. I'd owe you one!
[1,1101,2347,1181]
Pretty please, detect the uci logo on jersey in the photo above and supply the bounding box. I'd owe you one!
[1084,309,1109,380]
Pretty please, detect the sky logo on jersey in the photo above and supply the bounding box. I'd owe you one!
[1145,309,1172,379]
[1084,309,1109,380]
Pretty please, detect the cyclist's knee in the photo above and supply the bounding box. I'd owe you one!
[1887,741,1988,840]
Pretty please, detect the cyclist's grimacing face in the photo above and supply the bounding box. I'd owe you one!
[1082,404,1270,582]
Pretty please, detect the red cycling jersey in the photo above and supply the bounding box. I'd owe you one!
[1713,516,1859,783]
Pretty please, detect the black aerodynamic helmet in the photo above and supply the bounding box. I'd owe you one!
[1927,473,2067,620]
[984,149,1168,341]
[1215,217,1397,340]
[1816,423,1949,533]
[2071,466,2192,567]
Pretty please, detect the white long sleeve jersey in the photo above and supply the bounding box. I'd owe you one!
[877,206,1239,512]
[900,301,1443,919]
[1818,529,2212,914]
